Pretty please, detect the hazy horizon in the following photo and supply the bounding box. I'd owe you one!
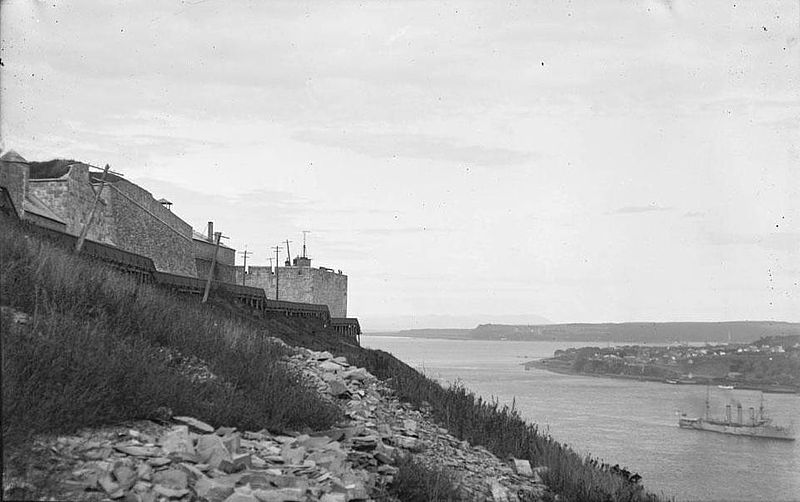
[361,315,800,333]
[2,0,798,324]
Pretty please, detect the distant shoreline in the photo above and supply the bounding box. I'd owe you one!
[364,320,800,345]
[363,333,743,345]
[525,359,799,395]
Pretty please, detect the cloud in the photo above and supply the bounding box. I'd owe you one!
[683,211,705,218]
[705,232,800,252]
[612,204,673,214]
[292,130,535,167]
[356,227,451,236]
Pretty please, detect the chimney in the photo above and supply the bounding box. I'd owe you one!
[207,222,214,242]
[737,403,742,425]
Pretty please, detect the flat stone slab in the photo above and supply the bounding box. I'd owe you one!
[512,458,533,477]
[174,416,215,433]
[113,445,160,457]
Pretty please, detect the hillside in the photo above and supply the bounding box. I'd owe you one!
[526,335,800,394]
[392,322,800,344]
[0,213,663,502]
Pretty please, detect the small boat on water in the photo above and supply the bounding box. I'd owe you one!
[717,385,734,390]
[679,389,795,441]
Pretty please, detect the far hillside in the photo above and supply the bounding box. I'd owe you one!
[390,321,800,344]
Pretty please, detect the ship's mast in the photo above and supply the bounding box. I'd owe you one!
[705,385,710,420]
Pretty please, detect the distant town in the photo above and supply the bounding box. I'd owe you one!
[526,335,800,393]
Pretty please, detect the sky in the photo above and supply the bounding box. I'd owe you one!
[1,0,799,329]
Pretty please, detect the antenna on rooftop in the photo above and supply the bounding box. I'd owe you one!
[302,230,311,258]
[285,239,292,266]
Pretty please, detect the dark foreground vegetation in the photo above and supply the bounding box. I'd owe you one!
[1,215,663,502]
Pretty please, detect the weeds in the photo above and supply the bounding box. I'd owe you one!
[387,454,462,502]
[342,348,662,502]
[1,216,340,455]
[1,214,663,502]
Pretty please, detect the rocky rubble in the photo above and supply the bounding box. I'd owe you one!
[3,342,550,501]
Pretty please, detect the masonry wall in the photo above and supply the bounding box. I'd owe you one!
[236,265,348,316]
[278,267,316,304]
[104,178,197,276]
[238,265,276,297]
[27,164,117,245]
[311,270,347,317]
[195,239,237,283]
[24,211,67,232]
[0,158,27,217]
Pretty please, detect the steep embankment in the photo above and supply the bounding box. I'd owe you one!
[1,332,550,501]
[1,214,663,502]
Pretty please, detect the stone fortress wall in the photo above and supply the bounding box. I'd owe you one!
[237,264,348,317]
[1,152,350,320]
[194,223,236,283]
[1,155,197,277]
[0,153,27,218]
[101,176,197,277]
[28,163,117,244]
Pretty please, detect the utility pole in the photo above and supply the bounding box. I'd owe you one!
[302,230,310,258]
[202,231,227,303]
[272,245,282,300]
[75,164,110,254]
[238,246,251,286]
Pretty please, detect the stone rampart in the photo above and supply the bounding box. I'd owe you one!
[237,265,347,316]
[0,155,27,216]
[27,164,117,245]
[194,238,236,283]
[106,179,197,277]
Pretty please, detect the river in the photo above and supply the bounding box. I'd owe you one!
[362,336,800,502]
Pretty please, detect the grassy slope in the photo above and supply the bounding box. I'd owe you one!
[0,215,341,447]
[1,215,663,502]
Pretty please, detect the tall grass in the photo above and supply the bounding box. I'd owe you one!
[1,215,665,502]
[387,455,462,502]
[1,216,340,451]
[343,349,663,502]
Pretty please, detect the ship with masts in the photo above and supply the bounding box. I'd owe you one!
[678,388,795,441]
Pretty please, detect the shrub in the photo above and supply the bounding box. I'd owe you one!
[388,454,462,502]
[1,216,340,454]
[341,348,662,502]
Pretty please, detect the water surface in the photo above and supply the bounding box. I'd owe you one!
[363,336,800,502]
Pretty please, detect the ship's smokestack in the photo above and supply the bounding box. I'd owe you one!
[725,405,731,424]
[749,407,755,425]
[737,403,742,425]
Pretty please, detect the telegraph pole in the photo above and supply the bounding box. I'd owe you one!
[272,245,282,300]
[202,231,228,303]
[75,164,110,254]
[238,246,251,286]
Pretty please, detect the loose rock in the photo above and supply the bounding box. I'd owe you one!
[5,338,552,501]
